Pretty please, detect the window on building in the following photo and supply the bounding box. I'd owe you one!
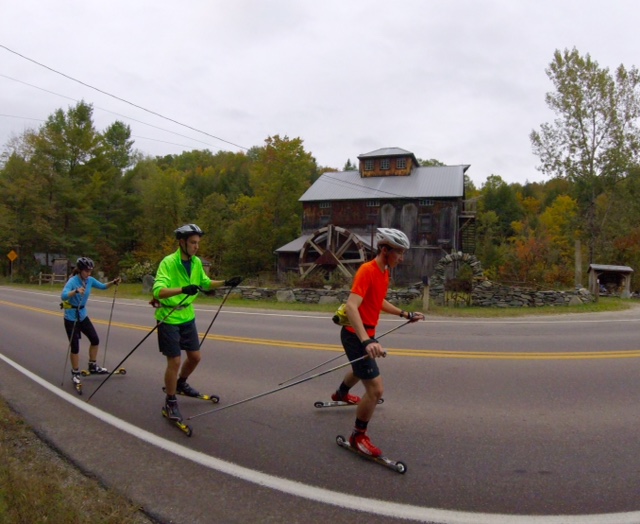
[366,200,380,207]
[419,214,433,233]
[319,202,331,209]
[396,158,406,169]
[364,159,374,171]
[380,159,390,170]
[419,199,434,207]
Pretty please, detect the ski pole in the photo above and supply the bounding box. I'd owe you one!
[278,320,412,385]
[60,305,80,387]
[198,285,234,349]
[102,283,118,367]
[87,295,189,403]
[188,352,382,420]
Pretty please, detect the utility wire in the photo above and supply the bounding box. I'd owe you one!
[0,44,248,151]
[0,73,220,150]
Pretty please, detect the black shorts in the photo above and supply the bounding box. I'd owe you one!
[157,320,200,358]
[64,317,99,355]
[341,327,380,380]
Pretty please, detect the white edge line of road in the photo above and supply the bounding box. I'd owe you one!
[2,353,640,524]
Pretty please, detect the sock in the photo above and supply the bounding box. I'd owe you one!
[177,377,186,386]
[166,394,177,402]
[354,418,368,432]
[337,381,350,398]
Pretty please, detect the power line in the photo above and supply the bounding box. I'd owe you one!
[0,73,221,150]
[0,44,249,151]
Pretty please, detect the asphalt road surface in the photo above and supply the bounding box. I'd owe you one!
[2,286,640,524]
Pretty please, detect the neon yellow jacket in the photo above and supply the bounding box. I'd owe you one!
[152,249,211,325]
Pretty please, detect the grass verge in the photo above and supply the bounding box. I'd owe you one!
[0,398,153,524]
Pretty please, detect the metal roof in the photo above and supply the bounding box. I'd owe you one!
[588,264,634,273]
[357,147,415,158]
[299,165,468,202]
[274,232,375,253]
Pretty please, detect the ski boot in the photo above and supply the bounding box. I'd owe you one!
[164,398,183,421]
[331,391,361,405]
[176,380,201,398]
[71,370,82,395]
[349,430,382,457]
[161,398,192,437]
[88,361,109,374]
[336,435,406,474]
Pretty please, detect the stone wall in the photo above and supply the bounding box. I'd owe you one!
[427,252,595,307]
[206,286,422,305]
[212,283,594,308]
[470,280,595,307]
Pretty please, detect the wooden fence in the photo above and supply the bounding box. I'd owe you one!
[36,272,67,285]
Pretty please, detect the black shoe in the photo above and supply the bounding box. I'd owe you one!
[176,381,200,397]
[89,363,108,374]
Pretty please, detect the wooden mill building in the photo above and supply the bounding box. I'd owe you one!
[275,147,475,285]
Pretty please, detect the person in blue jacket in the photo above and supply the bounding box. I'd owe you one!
[61,257,121,388]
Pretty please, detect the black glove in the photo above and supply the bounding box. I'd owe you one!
[224,276,243,288]
[181,285,200,296]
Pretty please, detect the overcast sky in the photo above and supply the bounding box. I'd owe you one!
[2,1,639,186]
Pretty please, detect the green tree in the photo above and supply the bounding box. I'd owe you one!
[479,175,523,238]
[530,47,640,262]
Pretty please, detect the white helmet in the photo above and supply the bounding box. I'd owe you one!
[375,228,410,250]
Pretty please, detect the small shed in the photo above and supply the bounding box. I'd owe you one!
[588,264,634,298]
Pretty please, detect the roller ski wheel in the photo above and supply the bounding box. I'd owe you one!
[162,386,219,403]
[161,407,193,437]
[335,435,407,474]
[314,398,384,408]
[81,367,126,376]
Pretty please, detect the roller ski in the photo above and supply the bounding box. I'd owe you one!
[161,399,193,437]
[71,371,82,395]
[163,382,220,403]
[336,434,406,474]
[81,365,126,376]
[315,392,383,408]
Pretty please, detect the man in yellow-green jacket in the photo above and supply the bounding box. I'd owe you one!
[153,224,242,422]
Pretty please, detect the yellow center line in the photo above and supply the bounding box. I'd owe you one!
[3,300,639,360]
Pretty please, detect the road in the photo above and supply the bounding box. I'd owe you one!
[1,286,640,524]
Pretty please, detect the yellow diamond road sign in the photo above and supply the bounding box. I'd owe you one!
[7,250,17,262]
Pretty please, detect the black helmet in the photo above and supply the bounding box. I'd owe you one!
[174,224,204,240]
[76,257,95,270]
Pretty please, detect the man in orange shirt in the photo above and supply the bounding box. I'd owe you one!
[331,228,424,457]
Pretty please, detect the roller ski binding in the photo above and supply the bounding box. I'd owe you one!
[165,383,220,403]
[161,399,192,437]
[315,392,383,408]
[71,371,82,395]
[336,434,407,474]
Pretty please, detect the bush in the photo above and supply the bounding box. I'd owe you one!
[122,261,156,283]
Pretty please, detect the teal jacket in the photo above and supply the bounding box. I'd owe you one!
[61,275,108,322]
[152,249,211,325]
